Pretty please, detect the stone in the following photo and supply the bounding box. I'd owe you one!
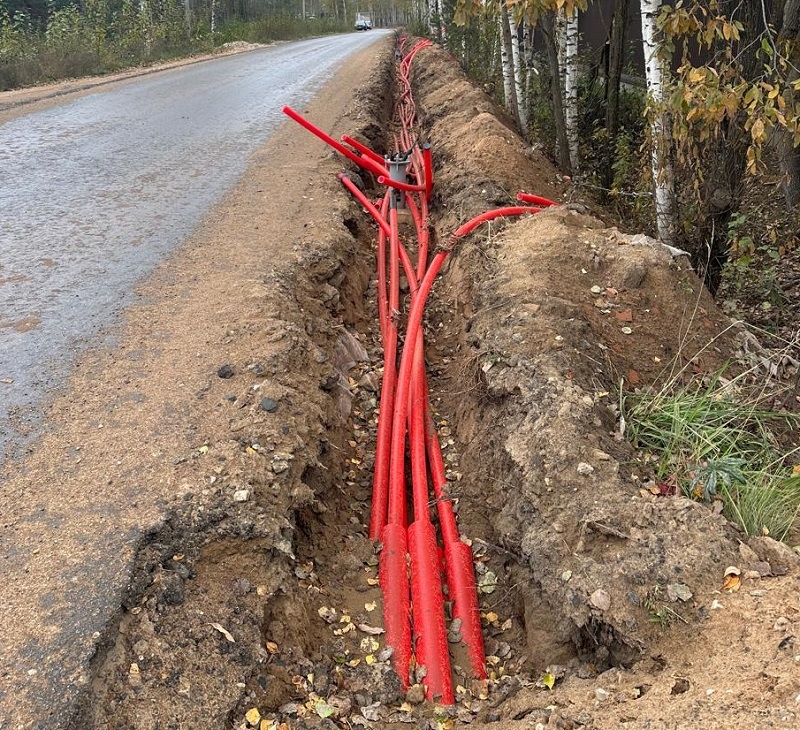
[589,589,611,611]
[158,571,185,606]
[748,536,800,576]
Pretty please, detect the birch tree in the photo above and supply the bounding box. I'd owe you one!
[507,6,527,130]
[563,5,578,174]
[500,0,520,126]
[541,8,570,173]
[640,0,676,246]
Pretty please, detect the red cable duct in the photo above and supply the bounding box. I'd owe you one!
[282,105,388,179]
[516,192,558,207]
[284,35,559,704]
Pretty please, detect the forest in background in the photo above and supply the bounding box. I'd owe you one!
[432,0,800,303]
[0,0,420,90]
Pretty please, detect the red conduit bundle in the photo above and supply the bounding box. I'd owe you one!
[283,36,557,704]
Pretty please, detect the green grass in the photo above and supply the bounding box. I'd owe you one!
[0,12,349,92]
[623,366,800,542]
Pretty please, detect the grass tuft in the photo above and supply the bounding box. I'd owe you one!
[623,365,800,542]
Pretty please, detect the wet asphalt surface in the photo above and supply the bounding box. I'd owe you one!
[0,32,388,463]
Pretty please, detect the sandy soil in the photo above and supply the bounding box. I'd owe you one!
[2,35,800,730]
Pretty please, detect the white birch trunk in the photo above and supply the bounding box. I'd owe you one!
[556,8,567,109]
[564,8,579,174]
[499,3,515,118]
[427,0,438,38]
[523,20,537,110]
[507,9,527,130]
[640,0,677,246]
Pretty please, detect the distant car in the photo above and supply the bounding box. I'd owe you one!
[354,18,371,30]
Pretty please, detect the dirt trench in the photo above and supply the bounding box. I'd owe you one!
[70,40,800,730]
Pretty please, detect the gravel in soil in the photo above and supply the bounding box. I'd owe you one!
[3,37,800,730]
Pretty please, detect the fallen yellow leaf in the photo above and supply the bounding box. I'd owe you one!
[245,707,261,725]
[722,573,741,592]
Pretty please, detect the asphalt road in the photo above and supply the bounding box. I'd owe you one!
[0,31,389,464]
[0,32,389,726]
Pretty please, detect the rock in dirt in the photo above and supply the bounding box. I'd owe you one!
[217,363,235,379]
[589,589,611,611]
[260,397,279,412]
[156,570,185,606]
[747,536,800,576]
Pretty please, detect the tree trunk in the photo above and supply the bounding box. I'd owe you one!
[523,19,537,112]
[542,11,571,174]
[699,0,763,294]
[640,0,676,246]
[564,7,579,174]
[604,0,629,188]
[183,0,192,34]
[500,2,520,127]
[507,8,527,132]
[777,0,800,210]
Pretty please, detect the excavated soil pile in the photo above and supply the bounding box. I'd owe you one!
[67,40,800,730]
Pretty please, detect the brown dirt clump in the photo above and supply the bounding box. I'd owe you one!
[2,36,800,730]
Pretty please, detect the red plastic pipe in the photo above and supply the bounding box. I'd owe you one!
[450,205,544,242]
[282,106,388,179]
[422,145,434,201]
[379,206,414,687]
[377,175,427,194]
[408,306,454,701]
[386,205,406,529]
[338,174,391,237]
[370,194,396,538]
[423,393,486,680]
[379,522,411,685]
[516,192,558,207]
[341,134,386,166]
